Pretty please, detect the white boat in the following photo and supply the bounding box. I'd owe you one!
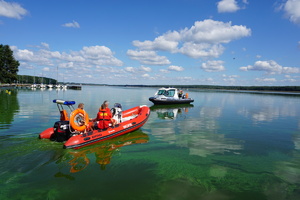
[61,85,67,90]
[149,87,194,105]
[31,84,37,88]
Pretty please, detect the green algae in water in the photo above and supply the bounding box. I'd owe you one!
[1,87,300,199]
[114,141,300,199]
[0,172,24,200]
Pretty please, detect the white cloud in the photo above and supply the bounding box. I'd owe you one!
[167,65,184,72]
[0,0,28,19]
[240,60,300,74]
[142,74,150,78]
[179,42,225,59]
[129,19,251,62]
[59,62,74,69]
[62,20,80,28]
[281,0,300,24]
[13,48,50,64]
[124,65,152,73]
[283,78,297,82]
[140,65,152,72]
[125,67,135,72]
[201,60,225,72]
[12,43,123,74]
[38,43,50,50]
[42,67,50,72]
[159,69,169,73]
[223,74,239,78]
[255,78,277,82]
[217,0,240,13]
[126,50,171,65]
[132,32,180,52]
[223,77,236,82]
[175,76,194,82]
[239,65,250,71]
[180,20,251,44]
[205,77,214,82]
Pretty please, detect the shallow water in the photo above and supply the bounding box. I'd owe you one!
[1,86,300,200]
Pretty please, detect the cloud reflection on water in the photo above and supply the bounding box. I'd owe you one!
[150,105,244,157]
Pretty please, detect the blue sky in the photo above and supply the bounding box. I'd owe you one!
[1,0,300,86]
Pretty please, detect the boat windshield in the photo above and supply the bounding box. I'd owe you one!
[157,89,176,97]
[163,89,175,97]
[157,90,166,95]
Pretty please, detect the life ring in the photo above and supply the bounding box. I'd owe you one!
[70,109,89,132]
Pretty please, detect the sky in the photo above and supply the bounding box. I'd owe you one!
[0,0,300,86]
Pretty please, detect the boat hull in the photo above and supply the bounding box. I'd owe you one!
[149,97,194,105]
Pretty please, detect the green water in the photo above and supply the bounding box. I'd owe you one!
[1,86,300,200]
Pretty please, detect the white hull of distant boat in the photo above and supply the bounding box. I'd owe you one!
[149,87,194,105]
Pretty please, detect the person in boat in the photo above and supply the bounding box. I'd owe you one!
[95,100,116,129]
[78,103,84,110]
[77,103,85,126]
[178,90,183,99]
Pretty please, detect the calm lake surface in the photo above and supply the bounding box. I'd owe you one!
[1,86,300,200]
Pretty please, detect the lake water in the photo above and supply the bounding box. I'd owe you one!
[1,86,300,200]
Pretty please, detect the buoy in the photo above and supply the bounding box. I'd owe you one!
[70,109,89,132]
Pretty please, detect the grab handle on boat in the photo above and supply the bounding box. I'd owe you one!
[53,99,76,105]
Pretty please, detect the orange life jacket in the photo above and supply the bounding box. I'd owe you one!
[97,108,112,129]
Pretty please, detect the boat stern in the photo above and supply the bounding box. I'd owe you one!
[39,127,54,139]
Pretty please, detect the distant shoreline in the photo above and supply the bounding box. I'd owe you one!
[108,84,300,93]
[1,83,300,94]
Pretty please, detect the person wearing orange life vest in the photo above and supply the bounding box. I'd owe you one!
[96,100,116,129]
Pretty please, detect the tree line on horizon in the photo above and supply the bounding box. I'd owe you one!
[113,84,300,92]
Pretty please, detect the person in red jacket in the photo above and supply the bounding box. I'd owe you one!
[96,101,115,129]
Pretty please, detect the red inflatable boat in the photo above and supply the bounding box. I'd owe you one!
[39,100,150,149]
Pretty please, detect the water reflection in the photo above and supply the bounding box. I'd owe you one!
[150,104,244,157]
[272,132,300,185]
[237,95,298,124]
[150,104,194,120]
[275,153,300,185]
[0,89,19,130]
[63,130,149,173]
[189,106,243,157]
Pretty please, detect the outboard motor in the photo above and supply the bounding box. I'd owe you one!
[51,121,72,142]
[111,103,122,123]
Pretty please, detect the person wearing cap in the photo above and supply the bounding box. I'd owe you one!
[95,100,116,129]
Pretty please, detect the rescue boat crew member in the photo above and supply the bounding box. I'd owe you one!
[178,90,183,99]
[96,101,116,129]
